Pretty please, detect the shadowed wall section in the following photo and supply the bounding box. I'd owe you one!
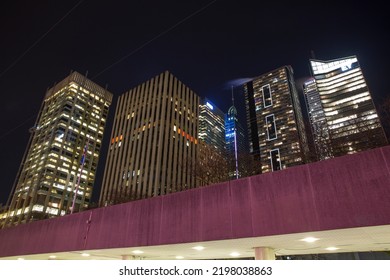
[1,146,390,258]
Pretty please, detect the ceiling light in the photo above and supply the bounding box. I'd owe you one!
[49,255,56,259]
[81,253,90,257]
[132,250,144,255]
[229,252,241,257]
[176,256,184,259]
[17,258,24,260]
[300,237,319,243]
[192,246,205,251]
[325,247,339,251]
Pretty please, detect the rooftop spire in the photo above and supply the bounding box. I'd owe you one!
[231,85,235,107]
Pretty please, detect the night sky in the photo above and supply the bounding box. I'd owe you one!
[1,1,389,205]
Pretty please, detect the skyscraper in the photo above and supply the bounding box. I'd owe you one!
[225,104,246,178]
[99,71,199,206]
[308,56,388,156]
[244,66,309,173]
[2,71,112,228]
[198,97,226,154]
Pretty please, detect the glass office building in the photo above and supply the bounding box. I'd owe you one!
[308,56,387,156]
[199,97,226,154]
[225,105,246,178]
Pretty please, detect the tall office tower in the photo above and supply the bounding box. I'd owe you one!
[99,71,199,206]
[3,71,113,228]
[303,78,331,160]
[244,66,309,173]
[198,97,226,154]
[225,104,246,178]
[309,56,388,156]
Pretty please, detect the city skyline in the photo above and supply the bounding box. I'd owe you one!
[1,1,389,205]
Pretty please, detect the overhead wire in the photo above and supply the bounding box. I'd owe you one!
[92,0,217,79]
[0,0,217,140]
[0,0,84,141]
[0,0,85,79]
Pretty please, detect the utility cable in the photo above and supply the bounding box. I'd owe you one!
[0,0,85,79]
[92,0,217,79]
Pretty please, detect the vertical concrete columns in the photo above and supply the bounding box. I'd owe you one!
[122,255,131,260]
[254,247,275,260]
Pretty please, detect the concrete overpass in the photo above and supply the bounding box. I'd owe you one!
[1,146,390,260]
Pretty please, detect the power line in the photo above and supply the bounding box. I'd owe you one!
[0,114,36,141]
[0,0,85,79]
[0,0,217,140]
[92,0,217,79]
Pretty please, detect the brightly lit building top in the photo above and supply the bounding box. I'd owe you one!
[309,55,387,157]
[199,97,226,154]
[310,56,358,75]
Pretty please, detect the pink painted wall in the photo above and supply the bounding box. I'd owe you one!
[1,146,390,257]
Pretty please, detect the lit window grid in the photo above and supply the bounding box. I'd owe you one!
[311,56,387,156]
[4,72,112,227]
[100,71,200,206]
[245,66,308,173]
[199,100,226,153]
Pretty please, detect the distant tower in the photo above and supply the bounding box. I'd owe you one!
[199,97,226,154]
[99,71,200,206]
[244,66,309,173]
[308,55,388,156]
[2,71,113,228]
[225,87,246,179]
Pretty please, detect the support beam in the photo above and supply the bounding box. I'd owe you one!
[254,247,275,260]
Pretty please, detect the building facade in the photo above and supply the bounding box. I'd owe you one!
[308,56,388,156]
[2,71,112,228]
[244,66,309,173]
[198,97,226,154]
[303,78,331,161]
[99,71,200,206]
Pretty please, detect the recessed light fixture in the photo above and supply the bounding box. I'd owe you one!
[176,256,184,259]
[300,237,320,243]
[81,253,90,257]
[49,255,57,259]
[192,246,205,251]
[229,252,241,257]
[17,258,25,260]
[325,247,339,251]
[132,250,144,255]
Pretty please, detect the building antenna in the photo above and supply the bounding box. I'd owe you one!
[232,86,239,179]
[231,85,235,106]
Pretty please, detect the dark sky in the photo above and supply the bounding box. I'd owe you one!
[1,1,389,205]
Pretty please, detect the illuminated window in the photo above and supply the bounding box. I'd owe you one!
[270,149,281,171]
[266,114,277,140]
[262,84,272,107]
